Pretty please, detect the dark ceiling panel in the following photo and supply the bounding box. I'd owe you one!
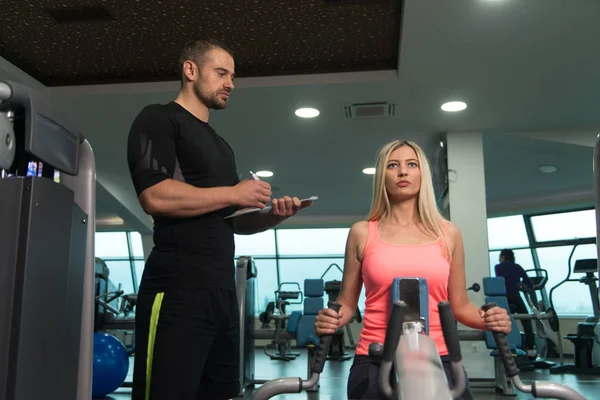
[0,0,403,86]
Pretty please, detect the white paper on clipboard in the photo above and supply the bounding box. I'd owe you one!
[225,196,318,219]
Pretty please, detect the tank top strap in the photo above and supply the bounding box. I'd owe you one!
[363,220,380,255]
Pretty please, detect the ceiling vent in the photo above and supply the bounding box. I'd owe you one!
[344,102,396,119]
[46,6,113,24]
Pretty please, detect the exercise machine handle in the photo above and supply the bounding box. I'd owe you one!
[439,301,462,362]
[382,301,406,362]
[481,302,520,378]
[312,301,341,373]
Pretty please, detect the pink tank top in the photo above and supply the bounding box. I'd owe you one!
[355,220,451,357]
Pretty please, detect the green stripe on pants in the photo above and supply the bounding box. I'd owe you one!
[146,292,165,400]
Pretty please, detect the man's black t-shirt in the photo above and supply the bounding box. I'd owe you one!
[127,102,241,292]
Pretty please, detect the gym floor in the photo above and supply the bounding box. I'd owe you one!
[106,350,597,399]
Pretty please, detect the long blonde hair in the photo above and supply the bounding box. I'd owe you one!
[367,140,452,261]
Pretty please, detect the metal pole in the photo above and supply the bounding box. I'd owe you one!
[594,133,600,277]
[60,139,96,399]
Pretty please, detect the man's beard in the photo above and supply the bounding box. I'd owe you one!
[193,82,227,110]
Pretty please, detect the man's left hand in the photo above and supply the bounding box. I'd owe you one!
[271,196,312,218]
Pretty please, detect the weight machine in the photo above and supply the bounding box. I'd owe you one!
[0,80,96,400]
[320,263,362,361]
[260,282,303,361]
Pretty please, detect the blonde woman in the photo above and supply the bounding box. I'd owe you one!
[315,140,511,399]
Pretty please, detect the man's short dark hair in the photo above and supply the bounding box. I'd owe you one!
[500,249,515,262]
[179,38,234,84]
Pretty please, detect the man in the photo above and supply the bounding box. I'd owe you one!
[494,249,537,357]
[126,38,311,400]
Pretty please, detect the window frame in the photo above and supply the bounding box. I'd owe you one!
[487,207,597,318]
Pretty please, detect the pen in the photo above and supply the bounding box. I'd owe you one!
[249,171,260,180]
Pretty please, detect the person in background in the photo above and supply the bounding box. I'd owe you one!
[494,249,537,357]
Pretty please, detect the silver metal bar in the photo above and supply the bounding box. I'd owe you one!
[0,82,12,103]
[60,139,96,400]
[594,133,600,278]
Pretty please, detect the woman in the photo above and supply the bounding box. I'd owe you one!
[314,140,511,399]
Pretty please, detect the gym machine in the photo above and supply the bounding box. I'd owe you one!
[321,263,361,360]
[249,300,341,400]
[549,256,600,375]
[378,278,584,400]
[261,282,303,361]
[515,269,564,369]
[237,256,264,394]
[0,80,96,399]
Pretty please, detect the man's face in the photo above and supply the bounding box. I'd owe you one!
[192,48,235,110]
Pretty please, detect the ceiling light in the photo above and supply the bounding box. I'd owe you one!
[538,165,558,174]
[96,216,125,226]
[362,167,376,175]
[441,101,467,112]
[255,170,273,178]
[295,108,320,118]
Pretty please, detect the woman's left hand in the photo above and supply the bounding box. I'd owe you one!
[479,306,511,334]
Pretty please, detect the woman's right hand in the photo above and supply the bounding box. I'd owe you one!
[315,307,343,336]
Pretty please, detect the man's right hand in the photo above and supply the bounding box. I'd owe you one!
[233,179,272,208]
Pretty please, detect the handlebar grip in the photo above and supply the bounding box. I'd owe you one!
[382,301,406,362]
[438,301,462,362]
[312,301,341,373]
[481,303,520,377]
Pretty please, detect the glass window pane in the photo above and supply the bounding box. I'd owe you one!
[103,260,135,297]
[487,215,529,250]
[248,258,279,315]
[488,249,535,276]
[276,228,350,257]
[235,230,276,257]
[531,209,596,242]
[134,260,145,290]
[535,244,597,315]
[95,232,129,259]
[129,231,144,258]
[277,258,366,315]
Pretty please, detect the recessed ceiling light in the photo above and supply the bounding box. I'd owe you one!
[441,101,467,112]
[362,167,376,175]
[255,170,274,178]
[538,165,558,174]
[295,107,320,118]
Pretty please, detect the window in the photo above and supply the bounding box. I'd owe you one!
[277,258,366,314]
[488,249,536,277]
[276,228,349,257]
[129,231,145,258]
[250,258,279,316]
[530,209,596,242]
[134,260,145,289]
[95,232,130,259]
[103,260,135,296]
[535,244,597,315]
[487,215,530,250]
[235,230,277,257]
[95,231,146,293]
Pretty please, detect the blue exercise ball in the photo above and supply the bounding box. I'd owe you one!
[92,332,129,398]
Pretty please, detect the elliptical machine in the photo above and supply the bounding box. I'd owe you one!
[549,255,600,375]
[514,269,564,369]
[370,299,585,400]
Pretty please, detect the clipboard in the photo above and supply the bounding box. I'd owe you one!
[225,196,318,219]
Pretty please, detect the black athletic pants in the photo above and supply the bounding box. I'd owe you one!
[132,288,240,400]
[506,292,536,351]
[347,355,474,400]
